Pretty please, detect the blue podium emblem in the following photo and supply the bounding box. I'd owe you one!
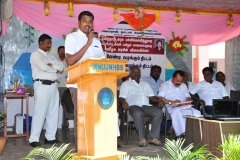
[98,87,114,109]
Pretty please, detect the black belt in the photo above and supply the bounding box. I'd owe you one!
[34,79,56,83]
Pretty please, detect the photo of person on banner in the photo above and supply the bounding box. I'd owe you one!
[153,39,164,55]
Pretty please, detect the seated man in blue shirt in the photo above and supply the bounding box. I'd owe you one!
[142,65,164,96]
[119,65,164,147]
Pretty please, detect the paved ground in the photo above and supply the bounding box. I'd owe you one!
[0,128,172,159]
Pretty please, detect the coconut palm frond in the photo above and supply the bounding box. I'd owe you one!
[164,138,193,160]
[47,143,71,159]
[187,144,215,160]
[21,143,72,160]
[118,154,134,160]
[60,149,78,160]
[219,134,240,160]
[134,156,164,160]
[164,138,215,160]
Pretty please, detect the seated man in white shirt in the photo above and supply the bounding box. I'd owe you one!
[216,71,235,98]
[119,66,164,147]
[158,70,201,139]
[183,71,195,91]
[190,67,229,115]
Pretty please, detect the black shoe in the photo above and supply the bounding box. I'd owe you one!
[44,138,60,144]
[117,144,122,149]
[30,142,41,147]
[175,135,185,141]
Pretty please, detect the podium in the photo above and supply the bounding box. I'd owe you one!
[66,58,128,159]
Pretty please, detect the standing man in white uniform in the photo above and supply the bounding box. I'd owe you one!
[55,46,68,87]
[65,11,105,146]
[158,70,201,139]
[29,34,64,147]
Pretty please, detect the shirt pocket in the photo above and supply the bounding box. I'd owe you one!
[93,46,100,55]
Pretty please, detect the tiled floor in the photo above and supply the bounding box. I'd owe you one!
[0,128,171,159]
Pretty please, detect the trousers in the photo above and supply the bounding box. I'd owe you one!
[29,81,59,142]
[129,105,163,140]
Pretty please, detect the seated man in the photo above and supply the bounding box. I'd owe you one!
[183,71,196,91]
[216,71,235,98]
[142,65,164,96]
[119,65,164,147]
[158,70,201,138]
[142,65,171,133]
[190,67,229,115]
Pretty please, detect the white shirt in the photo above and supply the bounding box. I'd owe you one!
[30,48,64,80]
[119,78,155,107]
[141,76,164,96]
[55,56,68,87]
[224,81,235,97]
[65,29,105,88]
[187,81,196,91]
[158,80,190,107]
[190,80,228,106]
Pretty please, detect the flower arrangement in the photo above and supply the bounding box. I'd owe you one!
[155,10,161,23]
[43,0,50,16]
[68,2,74,17]
[165,32,189,57]
[227,13,234,27]
[134,7,145,36]
[175,10,181,22]
[113,6,119,21]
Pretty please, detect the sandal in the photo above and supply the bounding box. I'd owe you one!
[138,138,147,147]
[149,138,162,146]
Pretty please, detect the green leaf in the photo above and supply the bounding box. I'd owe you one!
[182,41,190,45]
[71,27,77,32]
[25,28,29,31]
[177,50,184,57]
[172,32,175,40]
[184,46,189,52]
[62,35,66,40]
[182,35,187,40]
[24,36,28,38]
[165,42,171,50]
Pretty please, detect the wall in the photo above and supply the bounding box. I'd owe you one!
[225,35,240,90]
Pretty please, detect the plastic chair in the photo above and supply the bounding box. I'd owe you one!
[122,110,151,145]
[230,90,240,99]
[61,88,74,140]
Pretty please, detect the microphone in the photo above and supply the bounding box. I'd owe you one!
[89,28,98,35]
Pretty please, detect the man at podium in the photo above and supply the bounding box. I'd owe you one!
[119,66,164,147]
[65,11,107,145]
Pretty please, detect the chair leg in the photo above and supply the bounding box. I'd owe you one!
[63,113,67,140]
[145,123,150,140]
[120,112,124,141]
[125,121,129,145]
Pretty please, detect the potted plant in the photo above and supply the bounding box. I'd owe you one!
[0,112,7,154]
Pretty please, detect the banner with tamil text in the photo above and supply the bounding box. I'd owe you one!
[100,24,166,79]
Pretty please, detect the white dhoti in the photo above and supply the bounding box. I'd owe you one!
[168,105,201,136]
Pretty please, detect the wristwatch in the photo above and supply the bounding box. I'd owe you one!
[168,101,172,105]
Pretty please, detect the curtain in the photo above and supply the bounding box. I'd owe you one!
[12,0,124,37]
[2,0,240,46]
